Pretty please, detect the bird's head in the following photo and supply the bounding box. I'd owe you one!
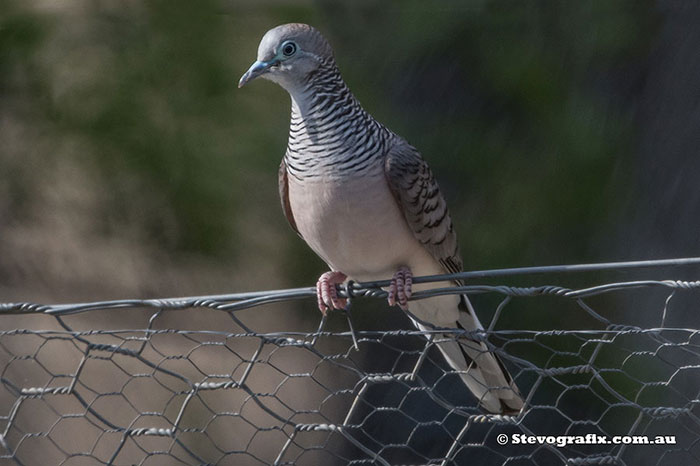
[238,23,335,92]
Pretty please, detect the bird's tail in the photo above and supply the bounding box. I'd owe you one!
[415,295,524,414]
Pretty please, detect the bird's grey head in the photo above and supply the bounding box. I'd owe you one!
[238,23,335,92]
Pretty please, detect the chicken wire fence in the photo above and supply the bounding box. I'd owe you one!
[1,258,700,466]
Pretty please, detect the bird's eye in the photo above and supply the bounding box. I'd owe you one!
[281,41,297,57]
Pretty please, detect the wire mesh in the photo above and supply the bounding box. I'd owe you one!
[1,258,699,465]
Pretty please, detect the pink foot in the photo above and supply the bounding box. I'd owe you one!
[388,266,413,310]
[316,271,348,315]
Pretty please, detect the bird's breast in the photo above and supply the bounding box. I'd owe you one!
[287,173,437,281]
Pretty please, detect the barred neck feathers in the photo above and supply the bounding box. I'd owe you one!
[285,62,388,180]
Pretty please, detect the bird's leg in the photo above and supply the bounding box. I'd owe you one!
[388,266,413,310]
[316,271,348,314]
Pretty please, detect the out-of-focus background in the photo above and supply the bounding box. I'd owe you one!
[4,0,698,306]
[2,1,700,465]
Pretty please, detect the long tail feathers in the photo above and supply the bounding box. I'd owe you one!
[418,295,524,415]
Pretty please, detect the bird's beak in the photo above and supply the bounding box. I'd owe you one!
[238,60,272,88]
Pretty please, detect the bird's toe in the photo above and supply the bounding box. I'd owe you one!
[388,266,413,310]
[316,271,348,314]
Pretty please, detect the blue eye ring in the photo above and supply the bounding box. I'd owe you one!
[281,41,297,57]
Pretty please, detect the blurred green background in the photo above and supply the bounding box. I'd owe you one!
[1,0,696,323]
[3,2,700,464]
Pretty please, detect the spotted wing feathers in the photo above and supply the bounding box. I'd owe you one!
[384,139,463,276]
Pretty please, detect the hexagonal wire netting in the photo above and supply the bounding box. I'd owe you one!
[1,258,699,466]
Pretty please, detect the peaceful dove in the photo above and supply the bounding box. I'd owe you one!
[239,23,524,414]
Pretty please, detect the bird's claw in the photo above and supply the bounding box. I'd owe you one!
[316,271,348,315]
[388,266,413,310]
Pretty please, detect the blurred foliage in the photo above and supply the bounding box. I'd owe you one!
[2,6,695,462]
[0,0,48,216]
[320,0,656,269]
[0,1,657,294]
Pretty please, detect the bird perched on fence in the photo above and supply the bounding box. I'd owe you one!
[239,23,524,414]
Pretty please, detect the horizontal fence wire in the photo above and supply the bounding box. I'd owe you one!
[0,257,699,465]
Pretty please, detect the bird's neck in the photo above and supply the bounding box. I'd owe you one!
[284,66,387,180]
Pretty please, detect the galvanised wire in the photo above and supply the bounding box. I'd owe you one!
[0,257,698,465]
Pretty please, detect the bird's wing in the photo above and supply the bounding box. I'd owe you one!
[278,158,300,236]
[384,139,463,276]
